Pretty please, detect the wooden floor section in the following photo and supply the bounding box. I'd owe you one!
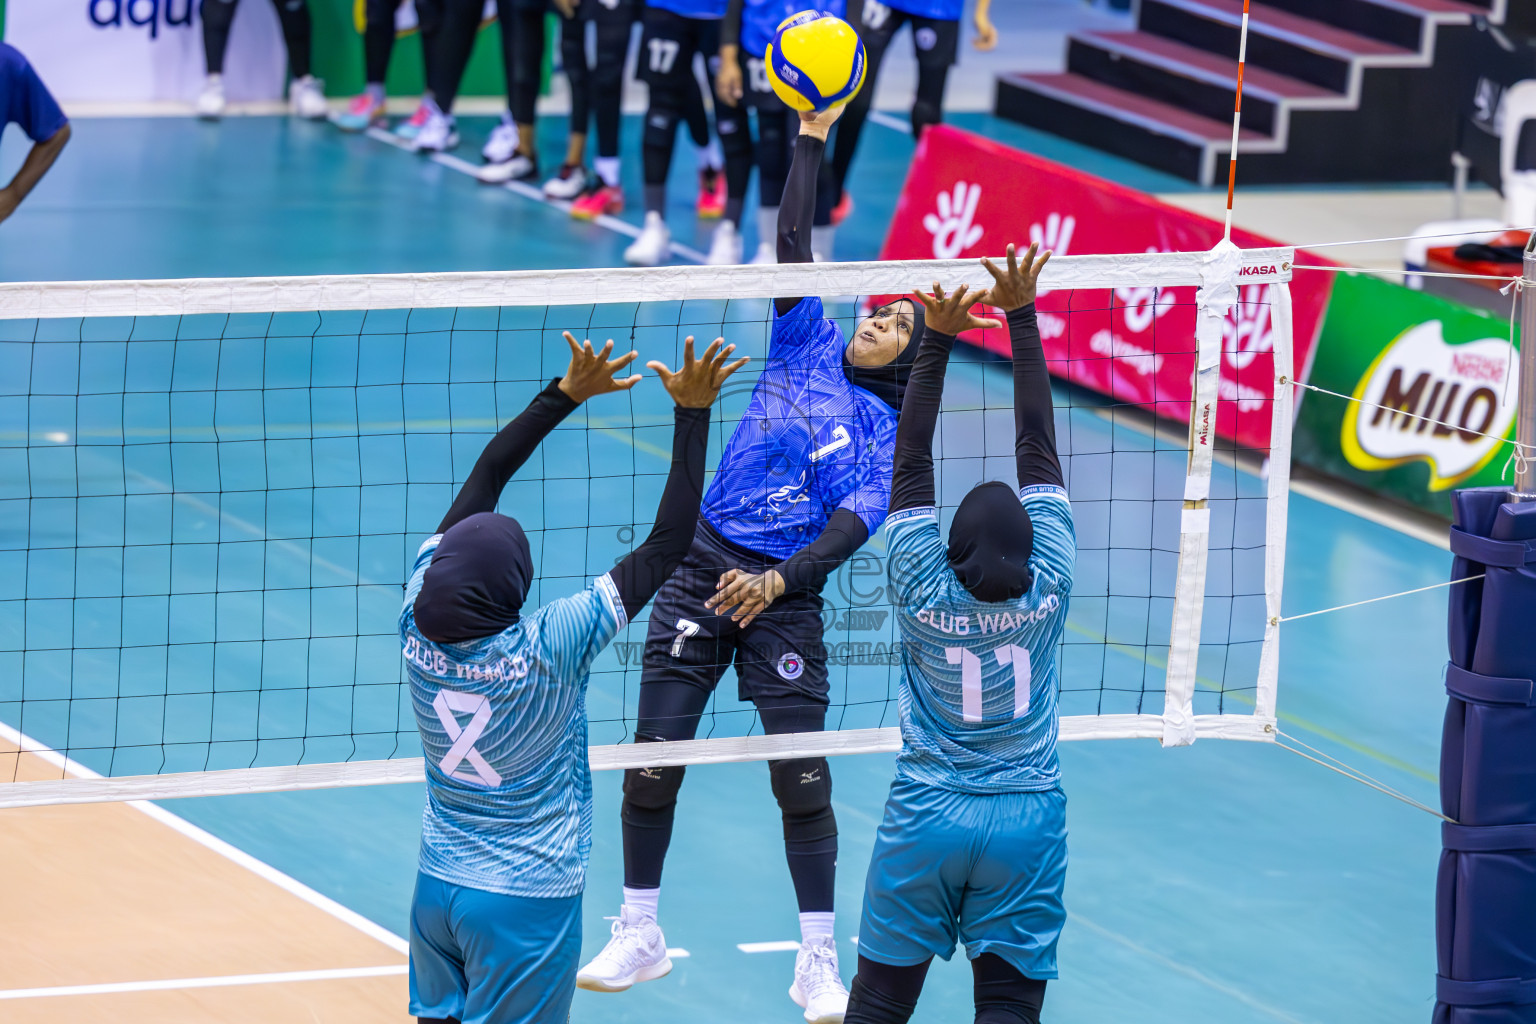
[0,741,410,1023]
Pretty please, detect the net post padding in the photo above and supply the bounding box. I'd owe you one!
[0,250,1295,317]
[1162,241,1242,748]
[0,715,1276,809]
[1255,281,1294,727]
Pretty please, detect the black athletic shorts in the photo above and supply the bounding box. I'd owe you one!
[737,48,788,112]
[640,520,829,704]
[853,0,960,69]
[569,0,637,22]
[639,6,720,92]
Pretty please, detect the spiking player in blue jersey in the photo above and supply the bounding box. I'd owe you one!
[580,104,914,1024]
[401,333,747,1024]
[844,243,1071,1024]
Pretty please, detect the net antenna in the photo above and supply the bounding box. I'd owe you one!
[0,253,1295,807]
[1222,0,1253,243]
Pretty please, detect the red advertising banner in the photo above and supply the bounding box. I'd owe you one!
[877,125,1334,449]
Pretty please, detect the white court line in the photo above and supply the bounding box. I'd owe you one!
[365,127,709,264]
[666,948,692,958]
[0,720,410,955]
[737,940,802,953]
[868,110,913,135]
[0,965,408,1001]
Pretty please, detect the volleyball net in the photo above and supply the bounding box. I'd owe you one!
[0,250,1293,808]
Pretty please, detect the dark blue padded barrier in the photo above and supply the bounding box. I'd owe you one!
[1437,487,1536,1024]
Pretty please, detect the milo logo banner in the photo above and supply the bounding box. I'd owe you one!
[1293,271,1521,516]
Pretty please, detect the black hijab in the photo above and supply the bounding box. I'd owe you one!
[947,482,1035,603]
[414,512,533,643]
[844,303,924,413]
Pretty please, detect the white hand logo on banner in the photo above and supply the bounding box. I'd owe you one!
[924,183,983,259]
[433,690,503,787]
[1028,213,1075,296]
[1222,283,1275,370]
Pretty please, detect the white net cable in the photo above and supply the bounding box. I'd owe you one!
[0,250,1292,808]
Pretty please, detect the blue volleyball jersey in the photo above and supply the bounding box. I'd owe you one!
[886,485,1075,794]
[740,0,847,57]
[400,535,627,899]
[648,0,728,18]
[880,0,964,20]
[700,296,897,562]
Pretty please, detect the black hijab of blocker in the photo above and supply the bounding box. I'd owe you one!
[414,511,533,643]
[948,481,1035,603]
[843,303,924,413]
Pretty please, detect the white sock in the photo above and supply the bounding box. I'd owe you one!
[758,206,779,249]
[594,156,621,188]
[623,885,660,921]
[799,911,835,944]
[696,139,723,172]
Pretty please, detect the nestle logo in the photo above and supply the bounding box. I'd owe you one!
[1448,351,1507,385]
[1239,265,1276,277]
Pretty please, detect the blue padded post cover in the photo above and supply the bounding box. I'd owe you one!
[1436,487,1536,1024]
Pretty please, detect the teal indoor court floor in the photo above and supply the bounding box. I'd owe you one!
[0,112,1451,1024]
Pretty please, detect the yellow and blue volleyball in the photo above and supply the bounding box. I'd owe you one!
[766,10,867,112]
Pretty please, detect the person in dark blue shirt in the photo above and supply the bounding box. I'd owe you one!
[0,43,70,226]
[829,0,996,224]
[579,104,918,1023]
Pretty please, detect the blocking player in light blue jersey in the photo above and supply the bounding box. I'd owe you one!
[845,243,1071,1024]
[400,333,746,1024]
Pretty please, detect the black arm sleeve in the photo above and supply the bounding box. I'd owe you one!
[609,406,712,620]
[770,508,869,593]
[721,0,743,49]
[1010,304,1064,489]
[436,378,578,534]
[890,329,957,513]
[774,133,823,316]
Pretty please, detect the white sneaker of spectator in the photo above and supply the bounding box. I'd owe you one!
[196,75,226,120]
[289,75,328,120]
[706,220,743,265]
[624,212,672,267]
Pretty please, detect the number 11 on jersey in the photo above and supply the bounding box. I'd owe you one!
[946,644,1031,724]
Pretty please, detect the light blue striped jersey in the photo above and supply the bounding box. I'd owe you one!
[886,485,1075,794]
[400,535,627,898]
[700,296,897,560]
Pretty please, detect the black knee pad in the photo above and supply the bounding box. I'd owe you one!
[846,974,919,1024]
[622,733,687,821]
[910,98,942,139]
[973,953,1046,1024]
[769,757,835,839]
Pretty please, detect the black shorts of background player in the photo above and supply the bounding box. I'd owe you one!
[197,0,326,120]
[829,0,995,223]
[416,0,546,175]
[711,0,839,265]
[544,0,640,213]
[621,2,748,266]
[331,0,444,134]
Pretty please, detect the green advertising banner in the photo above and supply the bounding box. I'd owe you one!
[1294,272,1522,518]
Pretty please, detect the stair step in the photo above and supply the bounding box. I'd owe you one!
[1007,72,1274,143]
[1080,31,1341,101]
[1162,0,1416,59]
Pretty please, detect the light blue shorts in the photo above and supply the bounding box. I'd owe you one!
[409,871,582,1024]
[857,777,1067,980]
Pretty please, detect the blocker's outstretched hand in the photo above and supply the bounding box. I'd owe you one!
[648,335,750,408]
[706,567,786,626]
[980,242,1051,312]
[914,282,1004,337]
[558,332,642,402]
